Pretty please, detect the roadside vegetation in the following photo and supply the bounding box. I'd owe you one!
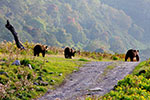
[86,60,150,100]
[0,41,124,100]
[0,42,86,100]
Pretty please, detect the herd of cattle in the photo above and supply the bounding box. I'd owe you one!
[5,20,140,62]
[33,44,140,61]
[33,44,76,59]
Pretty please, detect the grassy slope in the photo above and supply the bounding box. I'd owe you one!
[0,42,89,100]
[0,53,88,100]
[0,41,125,100]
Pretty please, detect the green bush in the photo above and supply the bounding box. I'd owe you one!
[20,50,27,55]
[112,56,119,60]
[20,59,30,66]
[78,58,89,62]
[102,61,150,100]
[46,50,58,55]
[99,56,103,61]
[103,75,150,100]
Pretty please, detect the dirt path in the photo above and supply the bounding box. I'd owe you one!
[38,61,140,100]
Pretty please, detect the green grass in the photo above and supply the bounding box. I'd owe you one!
[132,60,149,75]
[78,58,89,62]
[106,65,115,70]
[0,41,124,100]
[102,65,115,76]
[112,56,119,60]
[0,54,86,100]
[96,64,116,83]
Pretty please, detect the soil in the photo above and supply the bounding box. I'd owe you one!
[38,61,140,100]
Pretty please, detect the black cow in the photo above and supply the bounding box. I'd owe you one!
[64,47,76,59]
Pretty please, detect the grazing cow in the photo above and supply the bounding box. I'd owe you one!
[125,49,139,62]
[64,47,76,59]
[33,44,48,57]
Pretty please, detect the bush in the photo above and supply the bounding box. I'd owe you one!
[46,50,55,55]
[99,56,103,61]
[20,59,30,66]
[112,56,119,60]
[20,50,27,55]
[78,58,89,62]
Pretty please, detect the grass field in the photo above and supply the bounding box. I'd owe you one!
[0,53,89,99]
[0,41,125,100]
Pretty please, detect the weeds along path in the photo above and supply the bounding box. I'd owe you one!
[39,61,140,100]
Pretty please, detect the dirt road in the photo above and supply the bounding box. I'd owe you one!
[39,61,139,100]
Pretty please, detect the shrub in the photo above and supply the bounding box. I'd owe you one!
[78,58,89,62]
[20,59,30,66]
[46,50,55,55]
[20,50,27,55]
[112,56,119,60]
[99,56,103,61]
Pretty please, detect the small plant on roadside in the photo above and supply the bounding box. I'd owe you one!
[112,56,119,60]
[99,56,103,61]
[78,58,89,62]
[20,59,30,66]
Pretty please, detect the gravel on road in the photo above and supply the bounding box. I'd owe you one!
[38,61,140,100]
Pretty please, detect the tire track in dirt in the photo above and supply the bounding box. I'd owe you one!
[38,61,140,100]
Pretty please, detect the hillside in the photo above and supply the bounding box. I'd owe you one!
[0,0,148,54]
[101,0,150,60]
[0,41,125,99]
[101,0,150,44]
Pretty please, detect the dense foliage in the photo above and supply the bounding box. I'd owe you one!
[103,75,150,100]
[0,0,148,54]
[101,0,150,59]
[103,70,150,99]
[101,0,150,44]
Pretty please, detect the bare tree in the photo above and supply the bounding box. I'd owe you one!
[5,20,25,49]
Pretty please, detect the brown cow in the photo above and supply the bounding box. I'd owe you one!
[33,44,48,57]
[125,49,139,62]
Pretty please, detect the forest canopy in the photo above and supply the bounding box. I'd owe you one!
[0,0,149,55]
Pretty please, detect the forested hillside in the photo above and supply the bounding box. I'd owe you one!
[101,0,150,59]
[101,0,150,44]
[0,0,148,54]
